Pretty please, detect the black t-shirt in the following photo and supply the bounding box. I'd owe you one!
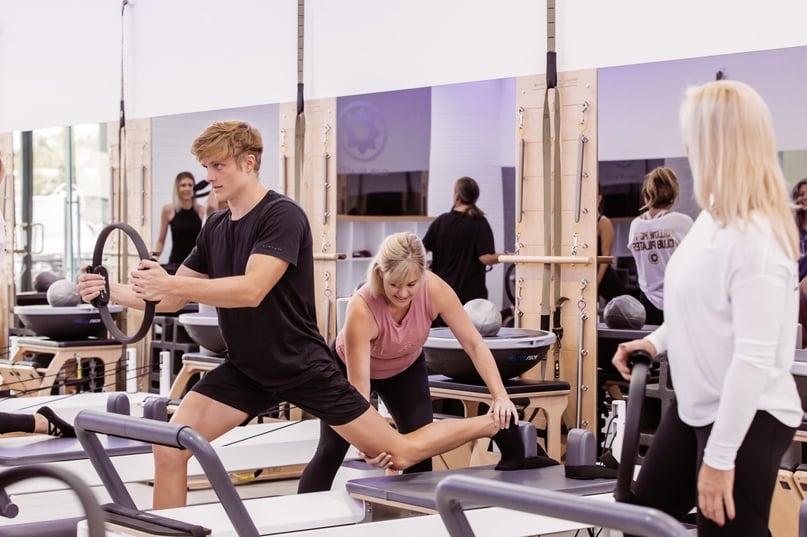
[183,191,332,387]
[422,210,495,305]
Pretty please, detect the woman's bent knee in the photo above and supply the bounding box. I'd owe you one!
[153,444,192,467]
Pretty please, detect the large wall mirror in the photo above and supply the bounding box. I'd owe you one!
[6,105,281,293]
[336,88,430,217]
[15,44,807,319]
[10,125,111,291]
[334,78,517,309]
[149,104,280,263]
[597,45,807,296]
[149,83,518,321]
[149,80,520,311]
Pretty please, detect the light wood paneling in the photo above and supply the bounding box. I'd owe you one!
[0,135,14,350]
[294,98,338,342]
[514,70,599,438]
[108,118,153,390]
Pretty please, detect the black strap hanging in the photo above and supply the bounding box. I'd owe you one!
[293,0,306,201]
[541,0,563,333]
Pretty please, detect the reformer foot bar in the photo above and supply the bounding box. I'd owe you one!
[0,424,371,533]
[434,474,690,537]
[0,416,345,496]
[0,391,153,419]
[72,415,617,537]
[0,393,355,496]
[73,409,366,537]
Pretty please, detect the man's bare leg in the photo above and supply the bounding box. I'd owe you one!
[152,392,247,509]
[333,406,512,471]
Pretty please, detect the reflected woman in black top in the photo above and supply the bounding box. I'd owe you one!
[423,177,501,325]
[153,171,206,274]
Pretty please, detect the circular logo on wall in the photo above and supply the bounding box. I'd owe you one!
[338,101,388,162]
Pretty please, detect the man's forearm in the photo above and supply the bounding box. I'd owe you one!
[109,282,186,313]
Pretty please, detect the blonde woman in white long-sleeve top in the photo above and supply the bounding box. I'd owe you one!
[612,80,802,537]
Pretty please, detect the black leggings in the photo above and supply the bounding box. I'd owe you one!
[297,352,434,493]
[0,413,35,434]
[639,292,664,326]
[631,399,795,536]
[599,265,625,302]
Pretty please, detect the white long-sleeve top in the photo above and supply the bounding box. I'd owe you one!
[645,210,802,471]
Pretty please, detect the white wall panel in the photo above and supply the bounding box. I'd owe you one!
[3,0,807,132]
[0,0,295,132]
[0,0,119,131]
[125,0,296,120]
[599,46,807,160]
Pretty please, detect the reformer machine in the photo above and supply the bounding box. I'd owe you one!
[70,409,612,537]
[66,350,663,537]
[73,409,366,537]
[0,398,365,534]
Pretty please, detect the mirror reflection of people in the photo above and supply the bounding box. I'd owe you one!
[423,177,501,326]
[152,172,206,275]
[298,232,521,493]
[0,156,6,272]
[792,178,807,345]
[79,121,533,510]
[627,167,693,325]
[597,192,625,304]
[613,80,801,535]
[792,178,807,278]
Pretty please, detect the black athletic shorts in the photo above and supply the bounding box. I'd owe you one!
[191,358,371,426]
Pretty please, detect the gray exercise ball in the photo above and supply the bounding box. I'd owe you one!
[603,294,646,330]
[33,271,60,292]
[46,279,81,307]
[464,298,502,337]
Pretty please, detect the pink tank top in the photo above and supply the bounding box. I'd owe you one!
[335,275,434,379]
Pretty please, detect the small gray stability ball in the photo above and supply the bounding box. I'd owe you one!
[603,294,646,330]
[33,271,60,292]
[464,298,502,337]
[46,279,81,307]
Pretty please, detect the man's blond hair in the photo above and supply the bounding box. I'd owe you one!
[191,121,263,172]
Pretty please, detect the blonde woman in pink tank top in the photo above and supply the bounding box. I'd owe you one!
[299,232,541,493]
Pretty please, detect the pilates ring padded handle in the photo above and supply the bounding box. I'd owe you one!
[614,348,653,503]
[87,222,157,344]
[0,465,106,537]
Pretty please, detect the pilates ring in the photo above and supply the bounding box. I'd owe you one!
[87,222,156,344]
[613,348,653,503]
